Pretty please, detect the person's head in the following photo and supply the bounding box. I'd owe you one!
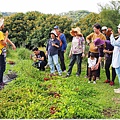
[0,18,4,29]
[90,52,95,59]
[93,23,101,34]
[54,25,59,30]
[32,47,39,55]
[101,26,107,34]
[94,38,105,48]
[70,27,83,37]
[55,28,61,36]
[117,24,120,34]
[106,28,112,37]
[50,30,57,39]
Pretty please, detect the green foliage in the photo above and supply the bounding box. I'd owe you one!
[0,47,120,118]
[59,10,90,24]
[17,47,32,60]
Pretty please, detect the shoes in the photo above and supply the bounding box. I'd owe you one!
[76,74,80,77]
[109,81,114,86]
[84,75,88,78]
[96,77,100,80]
[63,70,67,73]
[88,81,91,83]
[0,82,6,86]
[64,74,70,78]
[59,73,62,76]
[104,79,110,83]
[114,88,120,93]
[93,81,96,84]
[49,73,56,77]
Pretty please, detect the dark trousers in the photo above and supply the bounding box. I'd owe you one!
[32,61,47,71]
[88,68,97,81]
[58,50,66,71]
[67,53,82,75]
[0,55,6,83]
[86,51,100,78]
[105,57,116,82]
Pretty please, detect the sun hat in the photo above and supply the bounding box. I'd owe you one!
[54,26,59,29]
[94,38,105,46]
[101,26,107,30]
[70,27,83,36]
[117,24,120,29]
[0,18,4,27]
[50,30,57,37]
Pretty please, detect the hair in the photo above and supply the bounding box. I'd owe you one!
[90,52,95,57]
[93,23,101,30]
[32,47,38,51]
[106,28,112,37]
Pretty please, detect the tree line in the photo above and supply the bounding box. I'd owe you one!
[2,1,120,49]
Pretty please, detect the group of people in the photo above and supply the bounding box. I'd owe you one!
[31,23,120,94]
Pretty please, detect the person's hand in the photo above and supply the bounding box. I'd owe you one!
[82,53,85,57]
[52,43,55,46]
[64,50,66,53]
[12,45,16,50]
[69,53,72,58]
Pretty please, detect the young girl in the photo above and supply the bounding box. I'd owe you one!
[88,52,97,84]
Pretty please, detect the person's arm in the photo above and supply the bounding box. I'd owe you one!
[7,38,16,50]
[60,34,67,52]
[86,33,94,45]
[110,34,120,47]
[82,37,85,57]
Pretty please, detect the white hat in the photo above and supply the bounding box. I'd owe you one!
[101,26,107,30]
[0,18,4,27]
[50,30,57,37]
[117,24,120,29]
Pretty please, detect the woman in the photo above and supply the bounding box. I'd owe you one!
[65,27,85,77]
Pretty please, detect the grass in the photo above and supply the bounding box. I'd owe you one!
[0,47,120,119]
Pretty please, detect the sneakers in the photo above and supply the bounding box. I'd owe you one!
[84,75,88,78]
[104,79,110,83]
[109,81,114,86]
[64,74,70,78]
[96,77,100,80]
[93,81,96,84]
[88,81,91,83]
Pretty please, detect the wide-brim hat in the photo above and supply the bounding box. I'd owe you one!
[117,24,120,29]
[50,30,57,37]
[0,18,4,27]
[94,38,105,46]
[70,27,83,36]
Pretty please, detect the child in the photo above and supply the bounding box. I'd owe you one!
[46,30,62,76]
[88,52,97,84]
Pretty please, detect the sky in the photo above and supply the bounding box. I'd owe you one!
[1,0,110,14]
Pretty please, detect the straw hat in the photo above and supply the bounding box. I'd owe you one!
[117,24,120,29]
[0,18,4,27]
[70,27,83,36]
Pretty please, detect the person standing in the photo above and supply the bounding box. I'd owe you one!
[46,30,62,76]
[94,38,116,86]
[54,26,67,72]
[86,23,106,80]
[110,24,120,93]
[0,18,16,88]
[65,27,85,77]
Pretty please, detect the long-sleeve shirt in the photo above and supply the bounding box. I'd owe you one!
[88,57,97,68]
[46,38,60,56]
[110,34,120,68]
[86,33,106,53]
[70,36,85,54]
[60,33,67,51]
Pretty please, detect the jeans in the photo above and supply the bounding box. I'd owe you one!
[67,53,82,76]
[115,66,120,84]
[58,50,66,71]
[0,55,6,83]
[48,54,62,74]
[32,61,47,71]
[105,57,116,82]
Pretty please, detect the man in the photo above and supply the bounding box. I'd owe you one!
[0,18,16,88]
[54,26,67,72]
[31,47,47,71]
[86,23,106,80]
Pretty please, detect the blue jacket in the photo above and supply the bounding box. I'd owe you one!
[60,33,67,51]
[46,38,60,56]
